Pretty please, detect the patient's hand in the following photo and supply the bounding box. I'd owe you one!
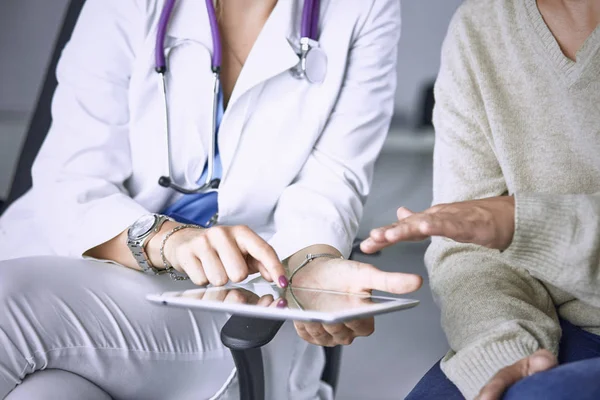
[289,257,422,346]
[476,349,557,400]
[360,196,515,253]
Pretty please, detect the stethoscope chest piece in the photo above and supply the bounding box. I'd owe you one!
[292,38,328,84]
[304,46,327,84]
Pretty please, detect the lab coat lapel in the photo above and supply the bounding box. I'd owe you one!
[226,0,300,108]
[218,0,301,177]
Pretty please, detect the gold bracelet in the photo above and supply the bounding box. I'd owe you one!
[159,224,203,281]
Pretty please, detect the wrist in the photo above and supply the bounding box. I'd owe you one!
[288,253,344,284]
[146,220,182,268]
[498,195,516,251]
[285,244,342,274]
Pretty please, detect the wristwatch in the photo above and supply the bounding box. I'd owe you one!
[127,214,172,275]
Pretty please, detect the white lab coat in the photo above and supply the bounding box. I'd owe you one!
[0,0,400,262]
[0,1,400,398]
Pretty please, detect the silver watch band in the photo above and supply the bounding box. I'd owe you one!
[127,214,172,275]
[129,242,165,275]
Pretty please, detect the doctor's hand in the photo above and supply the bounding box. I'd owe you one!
[181,287,287,308]
[154,225,288,288]
[360,196,515,254]
[289,257,422,346]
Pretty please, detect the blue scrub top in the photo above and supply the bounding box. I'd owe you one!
[161,90,224,227]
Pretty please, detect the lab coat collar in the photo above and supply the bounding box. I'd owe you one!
[165,0,213,47]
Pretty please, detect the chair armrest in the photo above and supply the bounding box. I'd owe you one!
[220,316,285,400]
[351,237,381,258]
[322,346,343,394]
[220,315,284,350]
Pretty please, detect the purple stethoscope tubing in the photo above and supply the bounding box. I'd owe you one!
[156,0,319,73]
[156,0,221,72]
[301,0,320,40]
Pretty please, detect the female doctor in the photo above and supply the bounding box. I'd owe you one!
[0,0,421,398]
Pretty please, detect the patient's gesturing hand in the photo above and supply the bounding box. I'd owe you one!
[289,257,422,346]
[360,196,515,253]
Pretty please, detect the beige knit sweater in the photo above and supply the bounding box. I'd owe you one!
[428,0,600,398]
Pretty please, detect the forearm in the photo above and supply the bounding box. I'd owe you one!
[84,220,182,270]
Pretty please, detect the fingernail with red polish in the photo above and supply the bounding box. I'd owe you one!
[278,275,289,288]
[277,299,288,308]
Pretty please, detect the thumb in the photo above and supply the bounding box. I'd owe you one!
[476,349,557,400]
[361,265,423,294]
[527,349,557,375]
[397,207,415,220]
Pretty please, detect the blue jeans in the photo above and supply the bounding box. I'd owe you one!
[406,319,600,399]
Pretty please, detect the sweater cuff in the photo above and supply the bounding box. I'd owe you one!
[441,337,539,399]
[503,192,574,282]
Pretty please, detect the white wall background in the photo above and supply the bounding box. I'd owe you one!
[395,0,462,122]
[0,0,461,197]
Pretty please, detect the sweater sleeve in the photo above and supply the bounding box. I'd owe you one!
[428,8,561,399]
[504,192,600,307]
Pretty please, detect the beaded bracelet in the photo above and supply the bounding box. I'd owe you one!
[159,224,203,281]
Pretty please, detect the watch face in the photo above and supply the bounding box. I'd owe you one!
[129,214,156,239]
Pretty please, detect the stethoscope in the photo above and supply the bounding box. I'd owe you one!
[155,0,326,195]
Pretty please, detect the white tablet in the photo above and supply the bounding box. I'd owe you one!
[147,283,419,323]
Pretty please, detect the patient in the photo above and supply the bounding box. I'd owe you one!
[362,0,600,399]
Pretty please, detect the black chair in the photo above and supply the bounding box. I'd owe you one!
[416,81,435,129]
[1,1,86,210]
[1,1,380,398]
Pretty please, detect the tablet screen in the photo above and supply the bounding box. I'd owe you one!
[149,282,418,323]
[172,284,395,313]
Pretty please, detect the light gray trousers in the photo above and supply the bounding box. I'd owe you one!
[0,257,328,400]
